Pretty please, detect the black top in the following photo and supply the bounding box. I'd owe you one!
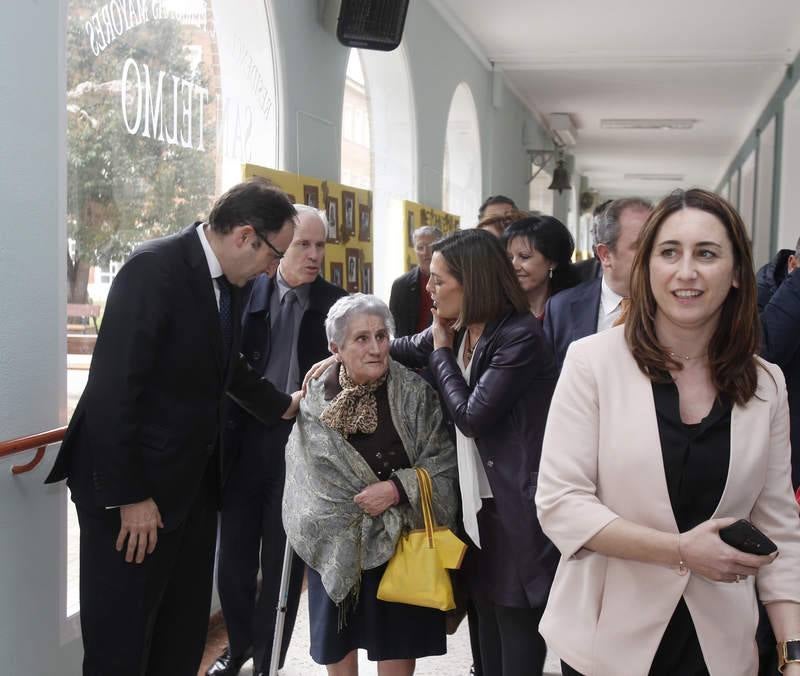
[649,380,732,676]
[324,368,411,502]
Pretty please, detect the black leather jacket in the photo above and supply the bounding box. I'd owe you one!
[391,311,559,606]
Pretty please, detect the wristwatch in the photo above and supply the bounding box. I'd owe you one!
[777,639,800,672]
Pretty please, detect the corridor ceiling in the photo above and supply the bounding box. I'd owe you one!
[432,0,800,200]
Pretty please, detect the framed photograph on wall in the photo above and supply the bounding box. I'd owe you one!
[362,261,373,294]
[303,184,319,208]
[326,196,339,243]
[358,204,371,242]
[342,191,356,241]
[406,210,415,248]
[329,261,344,289]
[345,248,360,292]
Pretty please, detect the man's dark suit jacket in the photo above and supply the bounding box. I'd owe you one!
[389,266,430,338]
[760,266,800,489]
[227,273,347,461]
[542,278,602,371]
[46,224,291,530]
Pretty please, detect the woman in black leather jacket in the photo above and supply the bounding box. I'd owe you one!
[390,228,559,676]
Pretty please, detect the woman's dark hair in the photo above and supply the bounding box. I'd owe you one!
[625,188,759,405]
[208,176,296,237]
[502,216,580,294]
[431,229,529,328]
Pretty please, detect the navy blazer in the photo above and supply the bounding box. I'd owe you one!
[224,274,347,477]
[760,268,800,488]
[391,312,559,607]
[542,278,602,371]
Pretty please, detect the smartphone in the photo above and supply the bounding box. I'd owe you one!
[718,519,778,556]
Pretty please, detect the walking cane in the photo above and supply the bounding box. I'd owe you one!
[268,539,295,676]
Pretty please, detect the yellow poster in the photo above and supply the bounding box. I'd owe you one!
[242,164,374,294]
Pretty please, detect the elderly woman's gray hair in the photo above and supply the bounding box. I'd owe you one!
[325,294,396,347]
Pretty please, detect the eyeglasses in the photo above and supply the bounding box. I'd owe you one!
[254,230,285,260]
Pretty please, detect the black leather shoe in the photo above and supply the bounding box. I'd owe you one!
[206,646,253,676]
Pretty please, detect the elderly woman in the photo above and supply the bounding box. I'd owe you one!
[284,294,458,676]
[537,188,800,676]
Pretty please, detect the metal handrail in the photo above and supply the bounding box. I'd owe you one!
[0,426,66,475]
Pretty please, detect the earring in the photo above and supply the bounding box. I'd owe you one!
[548,268,554,279]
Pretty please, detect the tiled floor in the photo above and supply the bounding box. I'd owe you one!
[199,589,562,675]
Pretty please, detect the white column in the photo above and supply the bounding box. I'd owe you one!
[0,0,82,671]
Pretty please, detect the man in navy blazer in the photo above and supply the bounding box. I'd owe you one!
[46,179,300,676]
[543,197,651,370]
[208,206,347,676]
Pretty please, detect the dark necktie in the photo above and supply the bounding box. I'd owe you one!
[264,289,298,393]
[217,275,233,362]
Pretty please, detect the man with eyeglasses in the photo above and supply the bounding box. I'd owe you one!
[389,225,443,337]
[46,177,300,676]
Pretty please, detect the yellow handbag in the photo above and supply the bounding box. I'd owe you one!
[377,467,467,611]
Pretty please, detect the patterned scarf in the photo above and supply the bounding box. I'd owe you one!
[319,364,388,437]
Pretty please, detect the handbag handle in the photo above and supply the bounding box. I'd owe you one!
[415,467,436,548]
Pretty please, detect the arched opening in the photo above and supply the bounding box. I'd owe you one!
[340,50,372,190]
[357,46,416,300]
[443,83,482,227]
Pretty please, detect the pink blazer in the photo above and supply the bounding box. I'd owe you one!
[536,326,800,676]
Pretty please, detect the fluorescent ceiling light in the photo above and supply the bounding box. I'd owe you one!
[624,173,685,181]
[601,119,698,130]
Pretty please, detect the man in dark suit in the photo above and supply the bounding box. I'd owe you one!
[208,206,347,676]
[45,178,300,676]
[543,197,651,370]
[389,225,442,337]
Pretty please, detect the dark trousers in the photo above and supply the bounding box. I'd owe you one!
[77,469,217,676]
[472,598,547,676]
[467,600,484,676]
[218,441,302,673]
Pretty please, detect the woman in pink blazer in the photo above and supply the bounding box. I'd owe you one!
[536,188,800,676]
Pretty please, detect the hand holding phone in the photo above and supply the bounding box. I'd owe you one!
[718,519,778,556]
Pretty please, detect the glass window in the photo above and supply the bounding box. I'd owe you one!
[341,50,372,190]
[65,0,280,618]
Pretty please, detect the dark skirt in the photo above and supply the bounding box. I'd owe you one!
[463,498,531,608]
[306,561,447,664]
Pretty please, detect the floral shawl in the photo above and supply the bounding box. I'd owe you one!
[282,358,458,604]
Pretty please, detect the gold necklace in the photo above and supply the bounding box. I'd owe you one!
[668,350,705,361]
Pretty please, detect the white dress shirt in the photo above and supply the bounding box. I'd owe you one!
[455,338,493,548]
[196,222,224,309]
[596,276,625,332]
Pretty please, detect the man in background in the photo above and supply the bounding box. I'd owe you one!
[389,226,442,337]
[478,194,517,221]
[544,197,651,370]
